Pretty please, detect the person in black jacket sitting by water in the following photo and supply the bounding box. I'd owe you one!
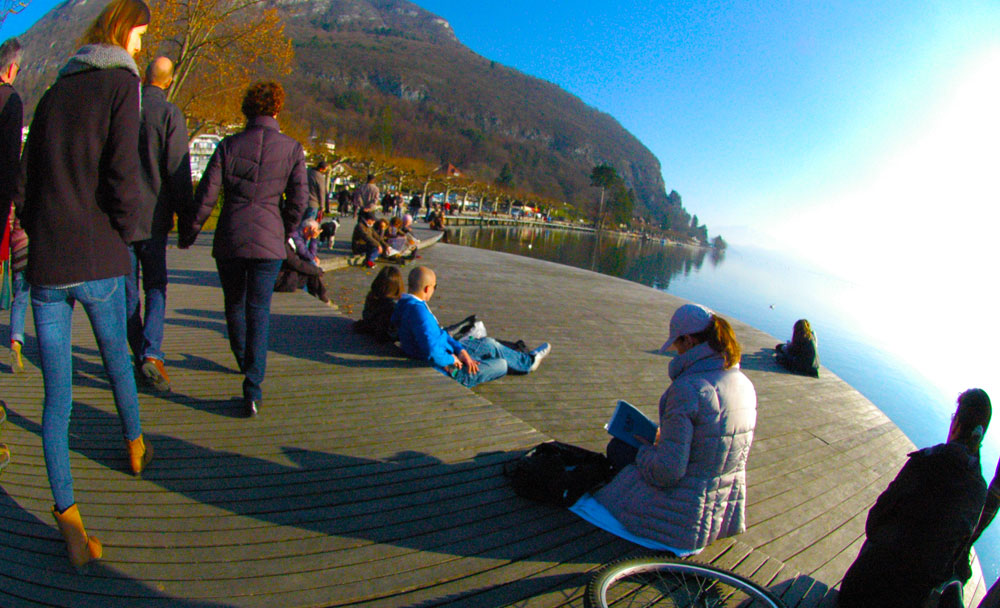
[775,318,819,377]
[838,389,991,608]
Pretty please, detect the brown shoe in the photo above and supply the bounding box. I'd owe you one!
[10,340,24,374]
[52,504,102,571]
[140,357,170,392]
[126,434,153,476]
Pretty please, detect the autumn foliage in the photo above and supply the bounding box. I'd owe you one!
[141,0,293,136]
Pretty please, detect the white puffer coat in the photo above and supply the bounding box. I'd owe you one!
[595,341,757,551]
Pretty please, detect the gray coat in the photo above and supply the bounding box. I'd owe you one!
[185,115,307,259]
[595,342,757,551]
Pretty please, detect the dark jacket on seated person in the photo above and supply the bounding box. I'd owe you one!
[838,441,987,608]
[274,237,326,300]
[353,294,397,343]
[775,335,819,377]
[352,220,386,255]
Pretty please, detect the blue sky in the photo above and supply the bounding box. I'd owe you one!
[3,0,998,276]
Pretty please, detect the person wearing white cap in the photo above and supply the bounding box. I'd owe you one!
[593,303,757,553]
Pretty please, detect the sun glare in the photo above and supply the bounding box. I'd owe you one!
[769,47,1000,402]
[775,47,1000,282]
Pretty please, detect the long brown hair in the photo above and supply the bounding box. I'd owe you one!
[369,265,403,300]
[79,0,150,49]
[692,315,742,369]
[792,319,814,343]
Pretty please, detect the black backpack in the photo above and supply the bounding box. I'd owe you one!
[504,441,616,507]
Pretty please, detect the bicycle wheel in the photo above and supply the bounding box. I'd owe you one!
[586,556,785,608]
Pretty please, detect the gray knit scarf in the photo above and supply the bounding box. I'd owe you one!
[58,44,140,79]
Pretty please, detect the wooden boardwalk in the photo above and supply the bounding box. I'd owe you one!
[0,223,984,606]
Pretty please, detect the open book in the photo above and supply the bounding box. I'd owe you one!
[604,400,658,449]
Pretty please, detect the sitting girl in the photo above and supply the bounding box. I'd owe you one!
[386,216,418,258]
[593,304,757,554]
[775,318,820,377]
[354,266,403,343]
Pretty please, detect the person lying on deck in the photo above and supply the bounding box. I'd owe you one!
[391,266,550,388]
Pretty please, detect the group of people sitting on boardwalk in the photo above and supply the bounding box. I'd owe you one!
[351,209,420,268]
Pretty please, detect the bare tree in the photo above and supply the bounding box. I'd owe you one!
[141,0,293,137]
[0,0,29,28]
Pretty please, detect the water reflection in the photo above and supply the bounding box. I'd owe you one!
[446,226,723,290]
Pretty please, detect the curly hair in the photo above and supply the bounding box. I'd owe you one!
[79,0,150,50]
[241,81,285,119]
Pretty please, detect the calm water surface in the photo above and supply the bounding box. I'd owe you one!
[447,224,1000,580]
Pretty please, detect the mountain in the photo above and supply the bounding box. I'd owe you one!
[15,0,685,226]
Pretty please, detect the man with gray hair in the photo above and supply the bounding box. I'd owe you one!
[0,37,22,471]
[128,56,194,391]
[274,219,330,304]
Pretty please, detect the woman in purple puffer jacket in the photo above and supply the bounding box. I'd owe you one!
[180,81,308,417]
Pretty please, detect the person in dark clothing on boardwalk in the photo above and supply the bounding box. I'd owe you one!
[274,219,329,304]
[838,389,992,608]
[180,81,308,418]
[0,37,25,379]
[352,211,386,268]
[20,0,154,570]
[354,265,402,343]
[774,318,819,377]
[128,56,193,392]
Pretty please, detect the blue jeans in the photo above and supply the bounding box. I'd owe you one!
[9,270,29,344]
[126,235,168,363]
[32,276,143,511]
[452,337,534,388]
[216,258,282,402]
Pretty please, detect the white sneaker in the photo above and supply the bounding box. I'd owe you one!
[528,343,551,372]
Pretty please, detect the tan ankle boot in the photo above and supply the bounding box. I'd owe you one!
[52,504,102,570]
[126,435,153,476]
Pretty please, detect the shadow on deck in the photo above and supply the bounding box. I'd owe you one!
[0,227,955,607]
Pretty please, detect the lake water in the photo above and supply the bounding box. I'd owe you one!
[446,224,1000,581]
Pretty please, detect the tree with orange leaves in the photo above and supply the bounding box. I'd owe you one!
[141,0,293,137]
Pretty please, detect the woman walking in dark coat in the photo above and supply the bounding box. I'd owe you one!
[180,81,308,417]
[19,0,153,570]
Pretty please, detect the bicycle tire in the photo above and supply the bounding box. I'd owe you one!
[586,555,786,608]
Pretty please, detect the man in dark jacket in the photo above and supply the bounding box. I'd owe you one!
[129,56,193,392]
[352,211,386,268]
[0,37,21,232]
[0,38,24,385]
[838,389,991,608]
